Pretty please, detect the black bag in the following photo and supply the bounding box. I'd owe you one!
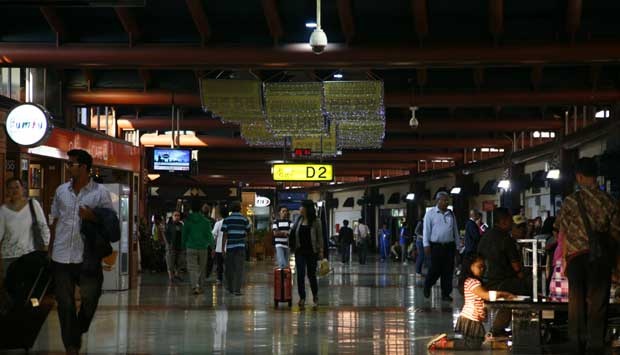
[576,192,612,264]
[28,199,45,252]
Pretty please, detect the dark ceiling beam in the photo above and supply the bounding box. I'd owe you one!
[117,115,562,133]
[40,7,65,47]
[185,0,211,46]
[488,0,503,44]
[9,42,620,68]
[566,0,582,42]
[261,0,284,45]
[411,0,429,44]
[199,161,418,171]
[195,150,464,162]
[68,88,620,108]
[114,7,142,47]
[589,64,601,90]
[383,137,511,149]
[337,0,355,44]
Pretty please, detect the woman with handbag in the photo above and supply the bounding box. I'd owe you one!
[290,200,324,309]
[0,177,50,277]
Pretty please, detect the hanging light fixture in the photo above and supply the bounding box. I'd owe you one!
[409,106,419,129]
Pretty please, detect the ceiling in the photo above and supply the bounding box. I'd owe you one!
[1,0,619,187]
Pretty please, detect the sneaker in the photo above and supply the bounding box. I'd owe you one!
[298,298,305,309]
[427,333,448,350]
[402,262,408,266]
[313,296,318,307]
[216,279,222,286]
[234,291,242,296]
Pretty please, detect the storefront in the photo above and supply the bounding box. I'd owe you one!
[5,114,142,288]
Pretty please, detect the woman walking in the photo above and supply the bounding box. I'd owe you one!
[290,200,324,309]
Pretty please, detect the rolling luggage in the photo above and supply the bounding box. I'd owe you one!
[0,252,53,351]
[273,267,292,308]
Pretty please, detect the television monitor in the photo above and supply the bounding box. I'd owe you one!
[152,148,191,172]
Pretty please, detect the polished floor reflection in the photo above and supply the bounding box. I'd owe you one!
[19,254,509,354]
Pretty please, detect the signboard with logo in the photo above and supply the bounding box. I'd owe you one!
[255,195,271,207]
[272,163,333,182]
[5,103,52,147]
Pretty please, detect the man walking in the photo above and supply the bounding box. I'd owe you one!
[339,220,354,263]
[49,149,113,355]
[165,211,184,282]
[423,191,460,301]
[183,199,214,294]
[463,209,482,256]
[222,201,251,296]
[555,158,620,353]
[354,219,370,265]
[272,206,292,268]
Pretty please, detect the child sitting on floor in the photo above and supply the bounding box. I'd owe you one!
[427,253,514,351]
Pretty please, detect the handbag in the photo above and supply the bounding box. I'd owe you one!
[575,192,612,264]
[318,258,330,277]
[28,199,46,252]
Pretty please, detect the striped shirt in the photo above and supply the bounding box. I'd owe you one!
[460,278,486,322]
[221,212,251,250]
[272,219,291,249]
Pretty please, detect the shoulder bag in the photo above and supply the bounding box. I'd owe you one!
[28,199,45,252]
[575,192,612,264]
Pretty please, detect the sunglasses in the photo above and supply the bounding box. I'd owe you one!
[65,161,81,167]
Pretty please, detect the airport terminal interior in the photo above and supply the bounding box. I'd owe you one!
[1,0,620,354]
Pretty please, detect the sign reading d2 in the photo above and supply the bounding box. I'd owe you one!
[272,163,333,182]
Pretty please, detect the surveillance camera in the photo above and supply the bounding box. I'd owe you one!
[309,28,328,54]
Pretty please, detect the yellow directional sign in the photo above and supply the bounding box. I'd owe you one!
[272,163,334,182]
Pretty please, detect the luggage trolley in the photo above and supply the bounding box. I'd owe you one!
[516,238,547,301]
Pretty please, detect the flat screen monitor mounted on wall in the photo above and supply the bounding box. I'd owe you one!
[152,148,191,172]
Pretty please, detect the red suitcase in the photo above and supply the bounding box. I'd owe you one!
[273,267,292,308]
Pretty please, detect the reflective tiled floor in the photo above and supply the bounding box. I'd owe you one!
[23,253,510,354]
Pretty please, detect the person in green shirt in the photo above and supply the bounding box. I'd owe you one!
[183,199,214,294]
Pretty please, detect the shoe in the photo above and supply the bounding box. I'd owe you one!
[423,287,431,298]
[313,296,318,307]
[402,262,408,266]
[427,333,448,350]
[441,295,453,302]
[234,291,242,296]
[216,279,222,286]
[298,299,305,309]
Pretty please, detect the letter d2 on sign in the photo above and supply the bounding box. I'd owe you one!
[272,163,333,182]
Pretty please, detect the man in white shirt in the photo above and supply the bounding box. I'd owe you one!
[354,219,370,264]
[423,191,460,302]
[49,149,113,355]
[272,206,292,268]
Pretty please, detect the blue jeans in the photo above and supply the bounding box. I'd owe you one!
[276,247,289,268]
[415,238,428,274]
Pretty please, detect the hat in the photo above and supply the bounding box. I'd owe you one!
[512,215,527,226]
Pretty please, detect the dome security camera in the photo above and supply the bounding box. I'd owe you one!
[309,28,327,54]
[409,106,419,129]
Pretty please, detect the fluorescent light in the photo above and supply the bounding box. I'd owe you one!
[533,131,541,138]
[317,201,324,207]
[450,187,462,194]
[498,179,511,190]
[305,22,317,28]
[329,181,336,185]
[595,110,610,119]
[405,193,415,201]
[546,169,560,179]
[333,73,343,79]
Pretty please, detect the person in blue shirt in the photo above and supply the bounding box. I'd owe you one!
[378,223,391,262]
[423,191,460,302]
